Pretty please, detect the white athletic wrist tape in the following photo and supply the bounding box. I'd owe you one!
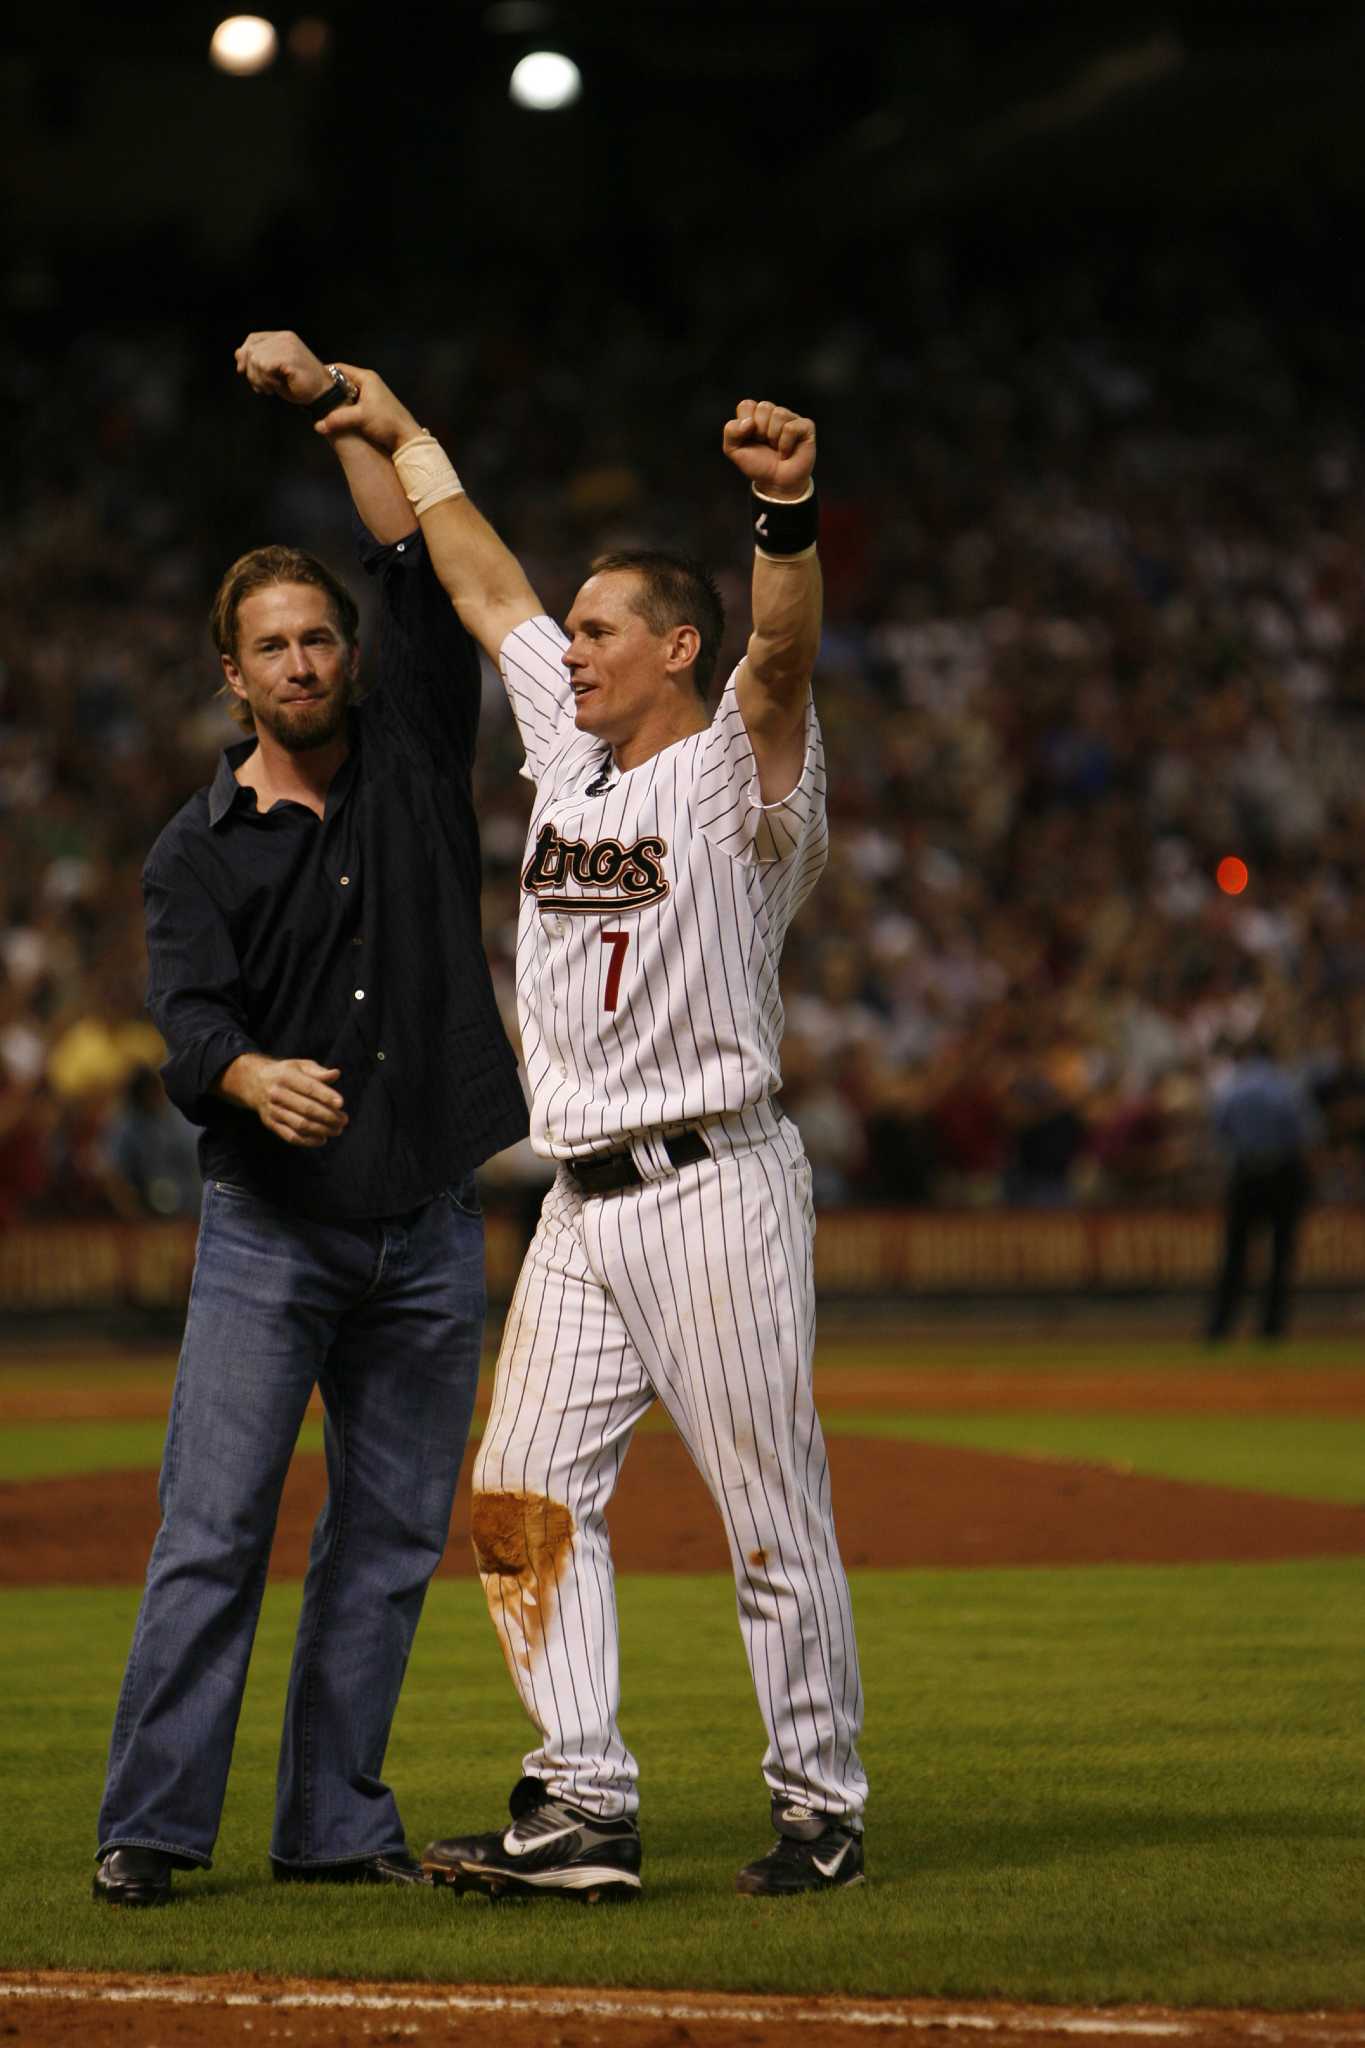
[393,431,465,515]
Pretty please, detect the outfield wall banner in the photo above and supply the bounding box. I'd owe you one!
[0,1215,531,1312]
[3,1208,1365,1311]
[810,1208,1365,1293]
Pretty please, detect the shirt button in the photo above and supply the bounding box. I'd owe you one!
[339,875,350,886]
[377,1051,386,1062]
[354,989,365,1001]
[396,542,406,553]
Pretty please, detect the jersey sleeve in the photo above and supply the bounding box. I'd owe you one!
[498,616,577,784]
[693,667,828,866]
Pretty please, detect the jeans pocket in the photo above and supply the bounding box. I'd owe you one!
[445,1174,483,1219]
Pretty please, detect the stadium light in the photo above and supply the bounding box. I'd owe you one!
[209,16,280,76]
[509,50,582,110]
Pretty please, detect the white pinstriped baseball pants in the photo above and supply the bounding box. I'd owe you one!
[471,1105,867,1825]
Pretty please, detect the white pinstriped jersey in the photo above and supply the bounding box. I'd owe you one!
[499,616,828,1159]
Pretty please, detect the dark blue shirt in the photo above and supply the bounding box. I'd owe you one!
[143,523,527,1220]
[1212,1058,1312,1171]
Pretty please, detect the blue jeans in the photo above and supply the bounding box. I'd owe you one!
[97,1176,485,1869]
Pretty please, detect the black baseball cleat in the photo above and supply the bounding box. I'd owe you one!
[92,1847,177,1907]
[422,1776,642,1902]
[736,1799,866,1896]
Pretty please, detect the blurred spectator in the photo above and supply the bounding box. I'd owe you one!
[46,975,164,1104]
[103,1065,202,1219]
[0,1075,59,1223]
[856,1051,938,1206]
[927,1027,1009,1205]
[780,1035,867,1208]
[1307,1004,1365,1202]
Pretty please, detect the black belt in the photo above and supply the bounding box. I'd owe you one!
[566,1126,710,1196]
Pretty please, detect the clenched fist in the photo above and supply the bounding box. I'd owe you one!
[723,400,815,502]
[219,1053,349,1148]
[235,330,334,407]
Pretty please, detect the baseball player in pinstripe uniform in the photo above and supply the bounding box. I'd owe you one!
[318,369,867,1898]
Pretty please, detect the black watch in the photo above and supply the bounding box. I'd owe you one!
[308,364,358,419]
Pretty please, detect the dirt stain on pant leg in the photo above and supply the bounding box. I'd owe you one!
[471,1490,575,1676]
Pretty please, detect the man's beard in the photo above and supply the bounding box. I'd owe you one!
[258,689,350,752]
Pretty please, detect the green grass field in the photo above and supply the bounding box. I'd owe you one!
[822,1413,1365,1502]
[1,1328,1363,2011]
[2,1567,1362,2006]
[0,1419,327,1482]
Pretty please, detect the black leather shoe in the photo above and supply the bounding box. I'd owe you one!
[92,1847,175,1907]
[272,1851,433,1887]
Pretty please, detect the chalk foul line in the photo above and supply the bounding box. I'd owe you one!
[3,1979,1365,2042]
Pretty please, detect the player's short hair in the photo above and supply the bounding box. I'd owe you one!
[590,549,725,696]
[209,545,360,732]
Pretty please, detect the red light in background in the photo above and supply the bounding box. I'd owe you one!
[1216,856,1249,896]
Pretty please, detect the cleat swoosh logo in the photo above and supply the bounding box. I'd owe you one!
[502,1822,580,1858]
[812,1840,853,1879]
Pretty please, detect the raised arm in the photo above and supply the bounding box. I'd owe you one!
[723,399,822,804]
[315,365,543,667]
[235,330,415,544]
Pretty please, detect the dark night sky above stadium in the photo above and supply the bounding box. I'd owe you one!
[6,1,1365,332]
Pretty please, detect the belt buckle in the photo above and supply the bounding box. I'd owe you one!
[571,1126,708,1197]
[663,1127,709,1170]
[571,1146,638,1196]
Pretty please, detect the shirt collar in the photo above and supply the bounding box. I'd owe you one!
[208,738,260,828]
[207,715,361,829]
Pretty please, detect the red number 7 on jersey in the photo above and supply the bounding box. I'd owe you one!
[601,930,630,1012]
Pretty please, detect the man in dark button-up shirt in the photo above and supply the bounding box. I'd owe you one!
[93,331,527,1910]
[143,519,523,1218]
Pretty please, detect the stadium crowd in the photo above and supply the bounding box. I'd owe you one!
[5,271,1365,1222]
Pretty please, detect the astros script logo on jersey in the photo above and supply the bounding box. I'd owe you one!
[521,822,670,914]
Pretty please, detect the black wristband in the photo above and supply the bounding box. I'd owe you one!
[308,365,358,419]
[752,484,818,558]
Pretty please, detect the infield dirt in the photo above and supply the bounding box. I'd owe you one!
[3,1362,1364,1583]
[4,1972,1365,2048]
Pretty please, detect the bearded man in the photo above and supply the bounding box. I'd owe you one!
[91,334,526,1907]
